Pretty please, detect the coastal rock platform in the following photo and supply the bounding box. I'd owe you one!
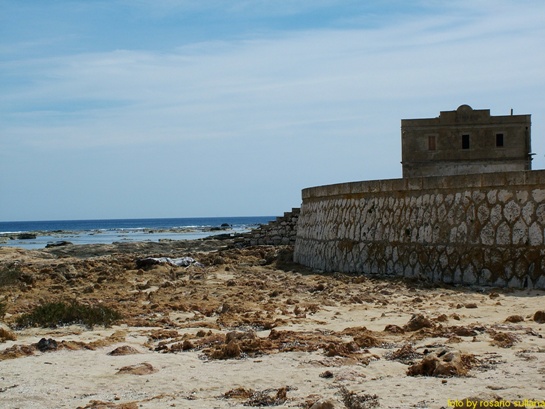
[0,240,544,408]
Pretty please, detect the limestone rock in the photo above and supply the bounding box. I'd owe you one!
[108,345,140,356]
[0,327,17,342]
[116,362,156,375]
[403,314,434,332]
[310,400,336,409]
[533,310,545,323]
[504,315,524,323]
[407,349,474,377]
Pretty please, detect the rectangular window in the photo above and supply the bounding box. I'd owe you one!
[428,135,436,150]
[462,134,470,149]
[496,133,504,147]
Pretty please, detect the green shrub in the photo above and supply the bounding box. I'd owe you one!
[16,300,122,329]
[0,264,22,287]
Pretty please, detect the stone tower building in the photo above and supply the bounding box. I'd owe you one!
[401,105,532,178]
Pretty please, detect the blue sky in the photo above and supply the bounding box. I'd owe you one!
[1,0,545,221]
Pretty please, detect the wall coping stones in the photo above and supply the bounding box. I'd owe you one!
[302,170,545,200]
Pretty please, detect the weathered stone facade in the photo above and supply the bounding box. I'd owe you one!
[402,105,532,178]
[235,208,299,247]
[293,171,545,289]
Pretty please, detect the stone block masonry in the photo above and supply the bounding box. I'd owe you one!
[293,170,545,289]
[235,208,300,247]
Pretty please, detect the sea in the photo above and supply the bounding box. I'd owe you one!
[0,216,275,250]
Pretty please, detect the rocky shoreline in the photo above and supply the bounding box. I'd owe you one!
[0,240,544,408]
[0,223,240,249]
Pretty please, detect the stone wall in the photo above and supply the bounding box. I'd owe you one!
[293,170,545,289]
[235,208,300,247]
[401,105,532,178]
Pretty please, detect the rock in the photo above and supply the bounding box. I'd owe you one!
[147,329,179,340]
[325,341,358,357]
[225,330,256,343]
[403,314,434,331]
[386,344,423,364]
[222,387,254,399]
[435,314,449,322]
[36,338,58,352]
[339,387,379,409]
[16,233,37,240]
[45,241,73,248]
[504,315,524,323]
[310,400,336,409]
[0,344,35,360]
[490,331,520,348]
[384,324,405,334]
[211,233,234,240]
[407,349,475,377]
[0,327,17,341]
[116,362,156,375]
[181,340,194,350]
[319,370,334,379]
[210,340,241,359]
[533,310,545,324]
[135,257,202,269]
[108,345,140,356]
[353,333,381,348]
[451,326,478,337]
[245,387,288,407]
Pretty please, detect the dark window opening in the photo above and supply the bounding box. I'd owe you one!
[496,133,504,147]
[428,135,436,150]
[462,134,470,149]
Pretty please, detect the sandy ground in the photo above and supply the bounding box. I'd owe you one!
[0,240,544,409]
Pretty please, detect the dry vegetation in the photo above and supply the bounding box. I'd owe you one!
[0,240,544,408]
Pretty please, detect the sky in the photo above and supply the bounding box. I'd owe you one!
[1,0,545,221]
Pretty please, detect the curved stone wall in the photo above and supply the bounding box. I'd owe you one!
[293,170,545,289]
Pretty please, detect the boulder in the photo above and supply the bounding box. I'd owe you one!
[108,345,140,356]
[533,310,545,324]
[407,349,474,377]
[403,314,434,331]
[504,315,524,323]
[36,338,58,352]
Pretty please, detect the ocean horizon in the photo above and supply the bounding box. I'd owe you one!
[0,216,275,250]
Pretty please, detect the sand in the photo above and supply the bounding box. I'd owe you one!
[0,240,544,409]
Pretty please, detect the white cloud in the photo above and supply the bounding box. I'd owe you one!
[5,3,544,150]
[2,0,545,219]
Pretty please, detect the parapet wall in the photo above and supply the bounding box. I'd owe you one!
[293,170,545,289]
